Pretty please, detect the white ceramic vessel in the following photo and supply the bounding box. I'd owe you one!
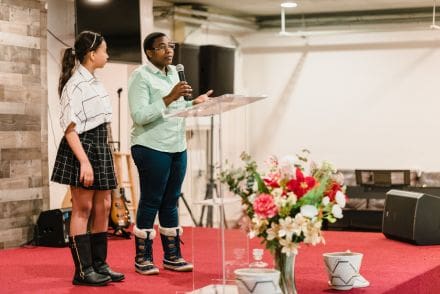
[234,268,282,294]
[323,251,365,290]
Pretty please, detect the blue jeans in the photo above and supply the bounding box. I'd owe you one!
[131,145,187,229]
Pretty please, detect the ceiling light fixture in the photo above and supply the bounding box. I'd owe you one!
[280,2,298,35]
[431,0,440,29]
[87,0,109,4]
[281,2,298,9]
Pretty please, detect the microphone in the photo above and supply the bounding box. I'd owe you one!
[176,64,192,101]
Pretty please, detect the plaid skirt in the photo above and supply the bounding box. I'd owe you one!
[51,123,117,190]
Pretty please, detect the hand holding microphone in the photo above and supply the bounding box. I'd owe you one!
[164,63,212,106]
[164,81,192,106]
[176,63,213,104]
[176,64,193,101]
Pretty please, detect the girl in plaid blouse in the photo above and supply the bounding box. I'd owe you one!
[51,31,124,286]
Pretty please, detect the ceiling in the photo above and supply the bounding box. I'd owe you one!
[157,0,436,16]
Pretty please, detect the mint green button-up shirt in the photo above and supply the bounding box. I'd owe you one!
[128,61,192,153]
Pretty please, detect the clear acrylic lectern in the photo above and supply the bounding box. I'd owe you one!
[165,94,267,293]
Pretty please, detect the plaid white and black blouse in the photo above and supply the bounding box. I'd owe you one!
[51,65,117,190]
[60,64,112,134]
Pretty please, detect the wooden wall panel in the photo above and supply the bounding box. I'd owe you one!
[0,0,48,249]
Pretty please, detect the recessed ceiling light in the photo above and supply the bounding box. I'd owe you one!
[281,2,298,8]
[87,0,109,4]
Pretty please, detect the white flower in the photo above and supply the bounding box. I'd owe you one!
[335,191,346,208]
[248,193,256,204]
[252,181,258,193]
[272,188,283,198]
[300,205,318,218]
[248,230,256,239]
[252,216,268,230]
[265,155,279,170]
[322,196,330,206]
[332,172,345,185]
[279,155,296,177]
[286,192,297,205]
[266,222,279,241]
[303,160,315,175]
[294,213,307,225]
[332,204,343,219]
[303,232,321,245]
[274,196,288,210]
[279,238,299,256]
[303,220,323,245]
[278,217,301,241]
[293,214,309,235]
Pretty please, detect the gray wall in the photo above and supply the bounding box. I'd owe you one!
[0,0,49,249]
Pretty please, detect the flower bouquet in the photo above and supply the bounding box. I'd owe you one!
[219,150,347,294]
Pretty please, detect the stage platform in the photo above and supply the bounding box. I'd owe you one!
[0,227,439,293]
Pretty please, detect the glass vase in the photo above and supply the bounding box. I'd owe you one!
[274,248,297,294]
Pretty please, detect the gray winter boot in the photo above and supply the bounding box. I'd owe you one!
[134,226,159,275]
[159,226,193,272]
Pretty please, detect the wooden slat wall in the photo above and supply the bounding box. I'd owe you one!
[0,0,48,249]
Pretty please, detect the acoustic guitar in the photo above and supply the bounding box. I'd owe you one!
[109,187,131,230]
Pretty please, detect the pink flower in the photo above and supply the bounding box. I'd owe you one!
[264,172,281,188]
[253,193,278,218]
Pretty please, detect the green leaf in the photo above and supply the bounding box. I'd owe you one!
[254,172,269,194]
[298,176,329,206]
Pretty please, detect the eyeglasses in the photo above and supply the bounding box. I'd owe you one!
[151,43,176,52]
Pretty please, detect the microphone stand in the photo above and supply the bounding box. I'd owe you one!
[108,88,122,151]
[109,88,131,239]
[198,116,227,228]
[116,88,122,151]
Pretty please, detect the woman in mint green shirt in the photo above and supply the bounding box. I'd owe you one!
[128,32,212,275]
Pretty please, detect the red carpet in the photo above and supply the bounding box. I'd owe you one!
[0,227,439,293]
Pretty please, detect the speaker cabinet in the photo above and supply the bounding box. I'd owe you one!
[199,45,235,96]
[173,43,200,97]
[35,208,71,247]
[382,189,440,245]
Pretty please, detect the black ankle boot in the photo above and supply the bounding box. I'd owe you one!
[134,226,159,275]
[69,234,111,286]
[90,232,125,282]
[159,226,193,272]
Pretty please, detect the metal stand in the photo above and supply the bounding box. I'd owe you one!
[108,88,122,151]
[111,227,131,239]
[107,88,133,238]
[198,116,226,228]
[179,193,198,226]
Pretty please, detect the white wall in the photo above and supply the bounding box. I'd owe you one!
[239,29,440,171]
[47,0,75,209]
